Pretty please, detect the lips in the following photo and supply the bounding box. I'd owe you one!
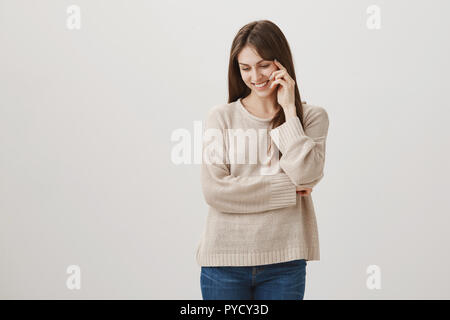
[253,81,268,85]
[253,80,269,89]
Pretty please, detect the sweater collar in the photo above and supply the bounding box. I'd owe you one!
[237,98,274,123]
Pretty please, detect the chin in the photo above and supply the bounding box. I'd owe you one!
[253,89,273,96]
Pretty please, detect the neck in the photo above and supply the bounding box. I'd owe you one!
[246,93,280,114]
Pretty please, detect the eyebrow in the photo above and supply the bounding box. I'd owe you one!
[238,59,266,66]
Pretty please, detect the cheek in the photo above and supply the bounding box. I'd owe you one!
[267,67,277,77]
[243,75,252,84]
[240,71,249,82]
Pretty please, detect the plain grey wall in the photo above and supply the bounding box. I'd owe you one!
[1,0,449,299]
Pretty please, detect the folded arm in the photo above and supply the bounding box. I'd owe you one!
[269,107,329,189]
[201,106,297,214]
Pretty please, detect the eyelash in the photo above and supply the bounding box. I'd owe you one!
[242,65,270,71]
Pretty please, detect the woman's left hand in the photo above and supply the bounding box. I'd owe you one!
[269,59,296,110]
[296,187,312,196]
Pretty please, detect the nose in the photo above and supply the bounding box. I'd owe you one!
[251,68,263,82]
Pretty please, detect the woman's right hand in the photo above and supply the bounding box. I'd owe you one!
[296,186,312,196]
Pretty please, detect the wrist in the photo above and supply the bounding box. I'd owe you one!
[284,105,297,119]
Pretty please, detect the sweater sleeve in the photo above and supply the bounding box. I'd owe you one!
[201,107,297,214]
[269,107,329,188]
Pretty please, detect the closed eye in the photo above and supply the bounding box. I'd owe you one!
[242,65,270,71]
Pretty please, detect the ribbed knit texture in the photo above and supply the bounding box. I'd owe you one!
[196,98,329,266]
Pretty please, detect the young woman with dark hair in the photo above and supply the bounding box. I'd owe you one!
[197,20,330,300]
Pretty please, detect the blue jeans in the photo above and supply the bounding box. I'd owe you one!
[200,259,307,300]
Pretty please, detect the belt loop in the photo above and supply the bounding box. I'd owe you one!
[252,266,257,285]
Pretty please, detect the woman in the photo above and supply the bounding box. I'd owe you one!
[196,20,330,300]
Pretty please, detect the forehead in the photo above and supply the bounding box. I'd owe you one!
[237,46,265,64]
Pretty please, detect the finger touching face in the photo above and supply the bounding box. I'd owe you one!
[237,46,278,94]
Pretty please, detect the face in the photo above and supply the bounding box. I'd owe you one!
[237,46,278,96]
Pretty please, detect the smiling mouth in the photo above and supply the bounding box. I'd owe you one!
[253,80,269,88]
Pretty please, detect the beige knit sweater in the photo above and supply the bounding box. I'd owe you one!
[196,97,329,266]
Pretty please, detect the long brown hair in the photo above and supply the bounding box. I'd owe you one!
[227,20,306,157]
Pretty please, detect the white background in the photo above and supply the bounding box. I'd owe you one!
[1,0,449,299]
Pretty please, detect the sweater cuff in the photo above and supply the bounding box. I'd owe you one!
[270,116,314,153]
[268,173,297,210]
